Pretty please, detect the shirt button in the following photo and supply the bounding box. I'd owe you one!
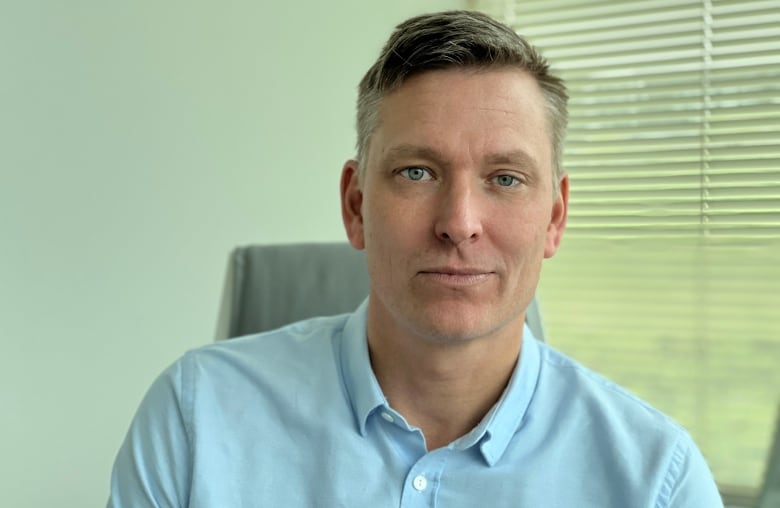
[412,475,428,492]
[380,412,394,423]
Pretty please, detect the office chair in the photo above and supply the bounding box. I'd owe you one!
[215,242,546,341]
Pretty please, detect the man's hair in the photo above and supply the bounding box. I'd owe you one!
[356,10,568,185]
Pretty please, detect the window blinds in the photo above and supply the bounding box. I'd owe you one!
[479,0,780,238]
[470,0,780,495]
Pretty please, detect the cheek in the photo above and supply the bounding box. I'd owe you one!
[365,192,427,242]
[494,205,547,242]
[492,209,550,270]
[362,202,407,272]
[362,200,391,246]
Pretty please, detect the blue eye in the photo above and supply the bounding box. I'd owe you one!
[400,167,431,181]
[494,175,520,187]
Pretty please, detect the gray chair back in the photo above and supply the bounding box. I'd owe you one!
[216,243,546,341]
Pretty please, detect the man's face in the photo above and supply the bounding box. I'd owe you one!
[341,68,568,344]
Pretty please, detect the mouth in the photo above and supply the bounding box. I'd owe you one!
[418,267,494,287]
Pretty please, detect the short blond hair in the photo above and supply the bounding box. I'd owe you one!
[356,10,568,186]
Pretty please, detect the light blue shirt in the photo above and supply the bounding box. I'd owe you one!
[108,300,723,507]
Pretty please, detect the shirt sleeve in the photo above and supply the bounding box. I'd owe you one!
[658,432,724,508]
[106,359,192,508]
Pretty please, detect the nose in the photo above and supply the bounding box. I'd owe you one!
[434,179,484,245]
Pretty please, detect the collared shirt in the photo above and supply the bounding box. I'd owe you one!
[107,300,723,507]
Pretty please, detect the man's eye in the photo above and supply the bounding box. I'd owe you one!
[400,167,432,181]
[493,174,520,187]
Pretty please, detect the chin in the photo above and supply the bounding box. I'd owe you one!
[425,292,532,341]
[406,305,505,344]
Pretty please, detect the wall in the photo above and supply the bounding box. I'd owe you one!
[0,1,462,506]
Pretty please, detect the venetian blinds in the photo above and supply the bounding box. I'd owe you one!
[471,0,780,497]
[476,0,780,238]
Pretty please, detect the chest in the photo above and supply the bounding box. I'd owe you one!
[184,418,652,508]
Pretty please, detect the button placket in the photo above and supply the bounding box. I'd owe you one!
[399,449,451,507]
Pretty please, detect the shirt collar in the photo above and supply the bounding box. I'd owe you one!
[474,326,542,466]
[338,299,386,436]
[338,300,543,466]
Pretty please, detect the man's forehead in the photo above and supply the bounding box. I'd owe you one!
[376,68,547,127]
[367,70,550,165]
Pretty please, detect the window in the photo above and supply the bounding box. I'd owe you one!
[470,0,780,499]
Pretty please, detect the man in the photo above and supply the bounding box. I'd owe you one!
[108,11,723,507]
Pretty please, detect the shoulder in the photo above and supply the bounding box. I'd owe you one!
[157,313,353,417]
[107,313,360,507]
[535,340,683,436]
[530,342,722,505]
[180,313,351,378]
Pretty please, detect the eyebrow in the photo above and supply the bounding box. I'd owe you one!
[380,144,447,167]
[380,143,539,170]
[484,150,539,170]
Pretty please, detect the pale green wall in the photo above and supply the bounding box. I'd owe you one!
[0,1,463,506]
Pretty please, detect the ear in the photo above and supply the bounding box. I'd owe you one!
[544,173,569,258]
[340,159,365,250]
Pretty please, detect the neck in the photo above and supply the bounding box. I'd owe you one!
[367,305,524,451]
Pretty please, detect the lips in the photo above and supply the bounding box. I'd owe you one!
[417,267,494,287]
[420,266,490,276]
